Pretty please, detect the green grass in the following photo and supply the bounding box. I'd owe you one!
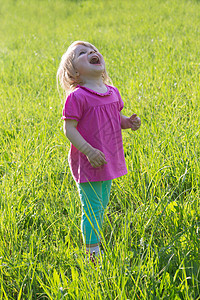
[0,0,200,298]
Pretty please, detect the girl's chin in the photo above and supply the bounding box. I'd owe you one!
[80,67,105,79]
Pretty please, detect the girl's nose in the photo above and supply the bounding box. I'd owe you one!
[89,50,95,54]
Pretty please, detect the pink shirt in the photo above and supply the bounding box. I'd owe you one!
[62,85,127,183]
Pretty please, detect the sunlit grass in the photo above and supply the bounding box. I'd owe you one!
[0,0,200,298]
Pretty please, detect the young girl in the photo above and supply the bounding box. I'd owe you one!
[57,41,141,260]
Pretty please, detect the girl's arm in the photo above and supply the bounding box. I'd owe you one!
[63,119,107,168]
[120,112,141,130]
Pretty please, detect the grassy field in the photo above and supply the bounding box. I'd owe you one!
[0,0,200,298]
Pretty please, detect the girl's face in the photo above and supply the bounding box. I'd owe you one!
[72,44,105,80]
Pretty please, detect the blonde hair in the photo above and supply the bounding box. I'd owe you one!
[57,41,112,96]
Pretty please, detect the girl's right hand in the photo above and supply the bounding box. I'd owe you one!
[86,148,107,168]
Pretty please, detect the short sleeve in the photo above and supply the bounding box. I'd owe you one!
[62,92,84,121]
[114,87,124,111]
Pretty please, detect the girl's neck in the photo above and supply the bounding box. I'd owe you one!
[81,78,107,93]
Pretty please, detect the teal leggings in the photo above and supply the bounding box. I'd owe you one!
[77,180,112,245]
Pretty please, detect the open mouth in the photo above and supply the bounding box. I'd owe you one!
[89,55,101,64]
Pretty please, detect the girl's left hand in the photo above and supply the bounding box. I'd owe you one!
[129,114,141,131]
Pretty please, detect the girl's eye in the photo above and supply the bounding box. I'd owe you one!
[79,51,86,56]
